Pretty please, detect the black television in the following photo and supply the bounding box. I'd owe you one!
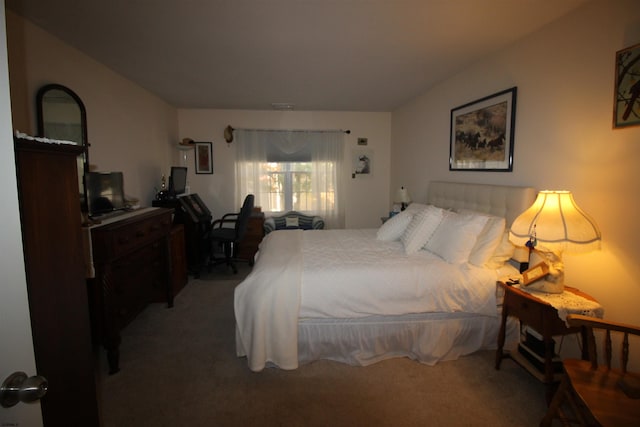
[86,171,126,217]
[169,166,187,197]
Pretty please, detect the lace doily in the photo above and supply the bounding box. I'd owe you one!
[516,285,604,326]
[14,130,77,145]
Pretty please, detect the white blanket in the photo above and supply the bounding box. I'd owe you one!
[234,230,304,371]
[235,229,498,371]
[300,229,497,318]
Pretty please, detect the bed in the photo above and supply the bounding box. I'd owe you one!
[234,181,536,371]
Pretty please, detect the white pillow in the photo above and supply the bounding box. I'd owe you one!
[401,205,445,254]
[404,202,429,214]
[285,216,299,227]
[485,231,517,269]
[376,210,413,241]
[457,209,506,267]
[425,211,489,264]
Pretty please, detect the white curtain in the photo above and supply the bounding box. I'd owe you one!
[235,129,345,229]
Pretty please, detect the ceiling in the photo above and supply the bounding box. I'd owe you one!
[6,0,588,112]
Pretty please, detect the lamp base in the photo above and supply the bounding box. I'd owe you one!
[526,279,564,294]
[526,249,565,294]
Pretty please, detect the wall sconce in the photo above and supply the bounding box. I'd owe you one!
[509,191,601,293]
[224,125,234,145]
[179,137,194,147]
[177,138,195,166]
[395,186,411,211]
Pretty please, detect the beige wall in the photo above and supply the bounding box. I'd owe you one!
[6,11,178,205]
[177,109,391,228]
[5,8,391,228]
[391,0,640,350]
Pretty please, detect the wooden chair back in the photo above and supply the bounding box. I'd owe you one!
[569,314,638,373]
[540,314,640,426]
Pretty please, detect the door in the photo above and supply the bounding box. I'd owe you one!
[0,3,43,426]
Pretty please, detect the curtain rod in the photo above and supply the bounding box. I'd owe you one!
[223,125,350,143]
[231,127,350,134]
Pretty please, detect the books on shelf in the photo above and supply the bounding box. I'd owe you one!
[517,343,563,374]
[518,325,562,374]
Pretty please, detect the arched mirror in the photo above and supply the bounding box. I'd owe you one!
[36,84,89,211]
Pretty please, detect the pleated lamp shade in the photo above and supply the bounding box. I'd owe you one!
[395,186,411,211]
[395,186,411,204]
[509,191,601,254]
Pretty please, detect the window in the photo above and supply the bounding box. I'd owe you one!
[260,161,335,212]
[235,129,344,229]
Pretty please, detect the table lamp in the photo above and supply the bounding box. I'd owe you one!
[395,186,411,211]
[509,191,601,293]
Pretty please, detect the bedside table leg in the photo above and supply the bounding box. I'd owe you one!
[495,307,508,369]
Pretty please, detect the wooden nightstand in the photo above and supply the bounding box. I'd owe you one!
[236,207,264,265]
[495,281,600,402]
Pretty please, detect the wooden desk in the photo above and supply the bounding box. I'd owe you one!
[152,195,212,276]
[495,282,599,402]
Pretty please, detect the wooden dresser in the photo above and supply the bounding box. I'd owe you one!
[167,223,188,298]
[88,208,173,374]
[15,139,100,425]
[236,207,265,263]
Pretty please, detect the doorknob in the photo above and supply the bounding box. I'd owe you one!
[0,371,48,408]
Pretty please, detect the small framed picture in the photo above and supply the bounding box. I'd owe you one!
[449,87,517,172]
[195,142,213,174]
[521,262,550,286]
[614,43,640,128]
[352,148,373,177]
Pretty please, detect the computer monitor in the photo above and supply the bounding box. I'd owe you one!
[86,171,126,217]
[169,166,187,197]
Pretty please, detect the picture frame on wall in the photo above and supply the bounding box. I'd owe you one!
[351,148,373,178]
[195,142,213,174]
[449,87,517,172]
[614,42,640,128]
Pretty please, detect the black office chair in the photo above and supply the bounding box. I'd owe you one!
[208,194,254,273]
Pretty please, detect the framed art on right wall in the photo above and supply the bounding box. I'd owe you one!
[614,42,640,128]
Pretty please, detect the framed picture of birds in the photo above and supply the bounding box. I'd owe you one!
[614,42,640,128]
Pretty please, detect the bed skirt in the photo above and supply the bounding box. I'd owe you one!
[297,312,519,367]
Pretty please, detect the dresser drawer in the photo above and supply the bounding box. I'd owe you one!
[111,246,157,328]
[89,208,174,374]
[504,290,543,327]
[92,209,172,261]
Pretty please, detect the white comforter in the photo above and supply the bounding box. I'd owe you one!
[234,229,498,371]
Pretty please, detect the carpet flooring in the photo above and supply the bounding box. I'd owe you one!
[98,266,551,426]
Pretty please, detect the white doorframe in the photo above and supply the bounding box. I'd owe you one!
[0,2,43,425]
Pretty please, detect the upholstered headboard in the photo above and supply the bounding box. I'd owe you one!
[426,181,536,227]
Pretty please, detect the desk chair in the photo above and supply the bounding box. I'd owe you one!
[540,314,640,427]
[208,194,254,274]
